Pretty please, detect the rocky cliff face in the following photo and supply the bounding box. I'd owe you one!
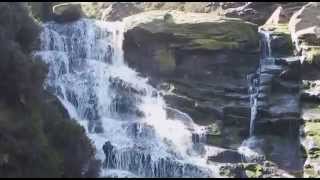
[123,11,259,149]
[28,2,307,25]
[121,9,307,177]
[292,2,320,178]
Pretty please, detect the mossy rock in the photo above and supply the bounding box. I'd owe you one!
[206,134,223,146]
[304,47,320,65]
[219,164,245,178]
[265,23,291,34]
[304,165,318,178]
[302,80,311,89]
[124,11,259,52]
[81,2,103,19]
[163,13,174,24]
[244,163,264,178]
[188,38,239,50]
[309,147,320,159]
[52,3,84,23]
[28,2,64,22]
[206,122,224,145]
[305,122,320,147]
[154,46,176,74]
[263,23,294,57]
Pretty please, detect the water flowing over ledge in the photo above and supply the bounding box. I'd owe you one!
[238,28,273,162]
[33,18,220,178]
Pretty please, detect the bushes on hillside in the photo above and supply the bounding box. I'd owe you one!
[0,3,101,178]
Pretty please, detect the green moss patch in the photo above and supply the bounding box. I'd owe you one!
[244,164,264,178]
[304,46,320,64]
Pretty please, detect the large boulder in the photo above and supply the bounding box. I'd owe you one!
[53,3,84,23]
[124,11,259,51]
[264,6,287,26]
[260,6,295,58]
[123,10,260,150]
[123,10,259,78]
[289,2,320,64]
[208,149,243,163]
[96,2,305,25]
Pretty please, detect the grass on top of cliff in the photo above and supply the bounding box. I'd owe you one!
[262,23,290,34]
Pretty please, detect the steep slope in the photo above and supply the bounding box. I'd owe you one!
[0,2,100,178]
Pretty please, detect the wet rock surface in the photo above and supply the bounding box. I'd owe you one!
[120,6,309,177]
[52,3,84,23]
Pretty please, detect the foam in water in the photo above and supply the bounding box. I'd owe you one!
[33,18,218,177]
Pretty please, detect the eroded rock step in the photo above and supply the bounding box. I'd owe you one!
[254,55,301,136]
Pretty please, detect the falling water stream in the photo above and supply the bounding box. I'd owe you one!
[249,28,272,137]
[33,18,220,177]
[238,27,273,162]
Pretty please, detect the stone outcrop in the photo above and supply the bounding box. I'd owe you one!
[28,2,306,26]
[301,68,320,177]
[99,2,306,25]
[122,8,307,176]
[289,2,320,65]
[291,3,320,177]
[123,10,259,76]
[123,10,260,149]
[52,3,84,23]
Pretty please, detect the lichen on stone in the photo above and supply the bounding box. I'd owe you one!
[244,163,264,178]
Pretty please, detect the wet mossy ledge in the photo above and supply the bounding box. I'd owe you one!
[123,10,261,155]
[260,23,294,57]
[123,10,260,52]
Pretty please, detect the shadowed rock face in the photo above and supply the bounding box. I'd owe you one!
[92,2,306,25]
[53,3,84,23]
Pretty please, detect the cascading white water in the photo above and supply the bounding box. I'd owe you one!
[33,18,219,178]
[238,27,273,162]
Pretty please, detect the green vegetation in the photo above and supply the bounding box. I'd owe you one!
[0,3,100,177]
[244,163,264,178]
[304,47,320,65]
[305,122,320,152]
[156,47,176,74]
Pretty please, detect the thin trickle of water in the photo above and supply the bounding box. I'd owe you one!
[248,28,273,137]
[239,27,273,160]
[34,18,218,178]
[249,80,258,137]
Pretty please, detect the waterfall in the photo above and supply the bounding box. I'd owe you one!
[33,18,219,178]
[248,28,272,137]
[238,27,273,162]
